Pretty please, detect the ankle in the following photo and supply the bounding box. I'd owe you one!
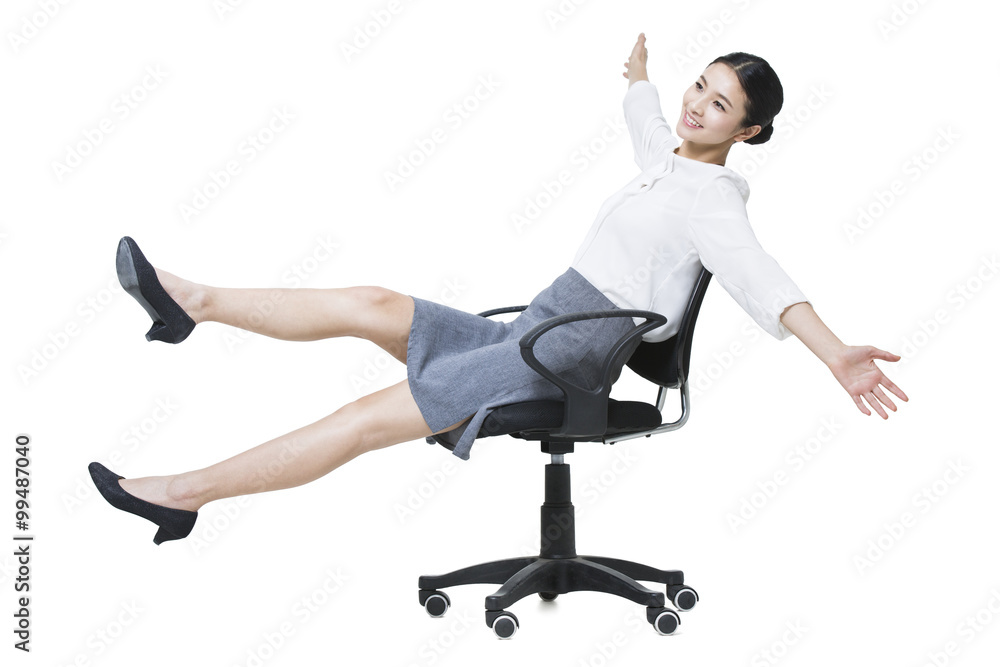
[154,268,212,324]
[166,473,207,511]
[188,284,213,324]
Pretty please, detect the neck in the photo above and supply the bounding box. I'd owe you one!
[673,142,731,168]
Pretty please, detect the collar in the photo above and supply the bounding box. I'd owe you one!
[641,154,750,203]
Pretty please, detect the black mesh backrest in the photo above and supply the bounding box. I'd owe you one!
[624,267,713,389]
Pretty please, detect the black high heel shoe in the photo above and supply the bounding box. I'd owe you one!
[88,462,199,545]
[116,236,196,344]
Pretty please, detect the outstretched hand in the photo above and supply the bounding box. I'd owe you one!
[828,345,909,419]
[623,32,647,82]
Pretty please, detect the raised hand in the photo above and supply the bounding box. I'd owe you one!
[623,32,648,84]
[828,345,909,419]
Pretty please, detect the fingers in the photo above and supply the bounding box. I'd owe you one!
[867,347,909,413]
[625,33,647,77]
[852,378,906,419]
[871,346,901,362]
[872,385,897,412]
[846,351,907,418]
[862,391,889,419]
[870,348,909,402]
[631,33,646,58]
[882,376,909,402]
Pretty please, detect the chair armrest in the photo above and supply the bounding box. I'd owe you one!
[477,305,528,318]
[518,309,667,438]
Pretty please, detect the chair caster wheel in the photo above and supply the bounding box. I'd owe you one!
[647,606,680,635]
[667,585,698,611]
[486,610,519,639]
[538,591,559,601]
[419,589,450,618]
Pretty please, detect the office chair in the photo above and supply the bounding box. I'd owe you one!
[417,267,714,639]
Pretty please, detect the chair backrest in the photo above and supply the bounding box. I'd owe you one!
[625,267,713,389]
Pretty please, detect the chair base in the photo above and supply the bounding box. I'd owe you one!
[417,446,698,637]
[418,553,685,609]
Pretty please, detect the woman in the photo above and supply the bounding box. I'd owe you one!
[90,33,907,544]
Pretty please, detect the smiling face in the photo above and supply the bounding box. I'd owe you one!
[676,63,760,147]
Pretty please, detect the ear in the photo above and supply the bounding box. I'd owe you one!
[733,124,761,143]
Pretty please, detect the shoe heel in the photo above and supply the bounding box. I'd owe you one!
[153,526,179,545]
[145,320,194,344]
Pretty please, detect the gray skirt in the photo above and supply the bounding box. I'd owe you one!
[405,266,640,461]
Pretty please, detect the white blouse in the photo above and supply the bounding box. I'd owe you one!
[570,79,809,343]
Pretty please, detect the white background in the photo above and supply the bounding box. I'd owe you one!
[3,0,999,664]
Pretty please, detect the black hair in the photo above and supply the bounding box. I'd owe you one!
[708,52,783,145]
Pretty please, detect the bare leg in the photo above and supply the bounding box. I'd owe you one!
[115,265,474,512]
[118,379,472,512]
[157,268,413,363]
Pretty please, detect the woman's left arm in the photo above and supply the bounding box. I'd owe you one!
[779,302,909,419]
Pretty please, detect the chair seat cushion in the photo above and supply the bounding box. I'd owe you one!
[478,398,662,443]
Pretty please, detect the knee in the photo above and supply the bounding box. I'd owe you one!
[352,285,399,311]
[333,399,381,454]
[350,286,412,358]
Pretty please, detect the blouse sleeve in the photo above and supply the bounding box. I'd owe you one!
[687,176,810,340]
[623,80,680,172]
